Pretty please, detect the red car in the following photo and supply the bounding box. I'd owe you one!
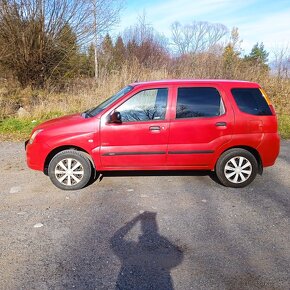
[26,80,280,190]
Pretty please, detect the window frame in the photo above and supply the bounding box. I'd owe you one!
[115,87,169,123]
[175,86,226,120]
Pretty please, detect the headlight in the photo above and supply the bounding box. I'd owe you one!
[29,129,43,144]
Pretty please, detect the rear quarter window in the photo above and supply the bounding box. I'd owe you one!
[231,88,272,116]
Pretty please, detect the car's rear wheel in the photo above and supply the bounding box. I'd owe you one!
[216,148,258,188]
[48,150,92,190]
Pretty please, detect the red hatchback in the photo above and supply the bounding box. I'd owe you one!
[26,80,280,190]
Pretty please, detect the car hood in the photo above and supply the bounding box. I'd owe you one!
[34,114,84,131]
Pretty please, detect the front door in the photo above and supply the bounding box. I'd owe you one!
[100,87,170,169]
[167,85,234,167]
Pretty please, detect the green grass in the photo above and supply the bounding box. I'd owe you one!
[0,111,64,140]
[0,118,42,140]
[1,113,290,141]
[278,114,290,139]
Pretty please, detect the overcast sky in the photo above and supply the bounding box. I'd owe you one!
[118,0,290,56]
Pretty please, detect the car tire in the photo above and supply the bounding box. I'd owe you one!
[215,148,258,188]
[48,150,92,190]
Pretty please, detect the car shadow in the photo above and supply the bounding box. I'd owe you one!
[95,170,222,186]
[110,211,184,290]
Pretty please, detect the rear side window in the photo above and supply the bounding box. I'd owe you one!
[231,88,272,116]
[176,87,224,119]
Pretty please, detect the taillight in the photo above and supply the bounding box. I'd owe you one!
[269,105,276,116]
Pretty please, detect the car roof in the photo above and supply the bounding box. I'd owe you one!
[130,79,260,88]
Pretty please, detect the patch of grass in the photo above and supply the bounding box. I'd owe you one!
[0,118,37,140]
[278,114,290,139]
[0,118,46,141]
[0,111,66,141]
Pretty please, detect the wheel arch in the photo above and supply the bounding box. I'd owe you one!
[44,145,96,175]
[216,146,263,175]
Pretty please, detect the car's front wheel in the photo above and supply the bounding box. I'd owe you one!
[215,148,258,188]
[48,150,92,190]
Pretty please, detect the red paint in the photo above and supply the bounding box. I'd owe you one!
[26,80,280,173]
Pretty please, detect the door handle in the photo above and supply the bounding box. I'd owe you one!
[149,126,161,131]
[216,122,227,127]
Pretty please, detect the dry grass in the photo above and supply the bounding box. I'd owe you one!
[0,62,290,140]
[0,64,173,119]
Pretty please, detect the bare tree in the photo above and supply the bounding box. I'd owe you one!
[229,27,242,53]
[122,12,167,47]
[0,0,123,87]
[171,21,229,55]
[272,45,290,79]
[121,12,169,68]
[90,0,123,80]
[0,0,93,87]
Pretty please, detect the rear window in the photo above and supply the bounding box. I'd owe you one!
[176,87,224,119]
[231,88,272,116]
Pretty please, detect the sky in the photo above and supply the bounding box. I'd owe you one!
[117,0,290,56]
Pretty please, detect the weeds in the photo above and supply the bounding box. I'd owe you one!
[278,114,290,139]
[0,65,290,140]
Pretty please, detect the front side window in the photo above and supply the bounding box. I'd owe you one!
[231,88,272,116]
[176,87,224,119]
[117,88,168,122]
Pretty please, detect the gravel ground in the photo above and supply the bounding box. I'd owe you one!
[0,141,289,290]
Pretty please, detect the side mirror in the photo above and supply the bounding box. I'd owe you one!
[110,111,122,123]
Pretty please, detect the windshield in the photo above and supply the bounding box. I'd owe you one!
[83,85,134,117]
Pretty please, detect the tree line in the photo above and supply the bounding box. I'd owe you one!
[0,0,288,91]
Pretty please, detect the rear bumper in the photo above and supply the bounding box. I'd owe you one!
[25,141,51,171]
[257,133,280,167]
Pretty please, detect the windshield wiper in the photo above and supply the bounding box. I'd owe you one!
[82,110,93,118]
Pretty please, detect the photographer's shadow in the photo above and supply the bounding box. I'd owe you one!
[110,212,183,290]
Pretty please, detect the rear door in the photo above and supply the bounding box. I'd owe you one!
[167,84,234,167]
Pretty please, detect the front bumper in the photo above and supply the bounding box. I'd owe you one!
[25,141,51,171]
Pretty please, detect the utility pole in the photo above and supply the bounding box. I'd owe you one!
[93,0,98,81]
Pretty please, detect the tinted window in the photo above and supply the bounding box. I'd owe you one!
[176,87,223,119]
[118,88,168,122]
[231,88,272,116]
